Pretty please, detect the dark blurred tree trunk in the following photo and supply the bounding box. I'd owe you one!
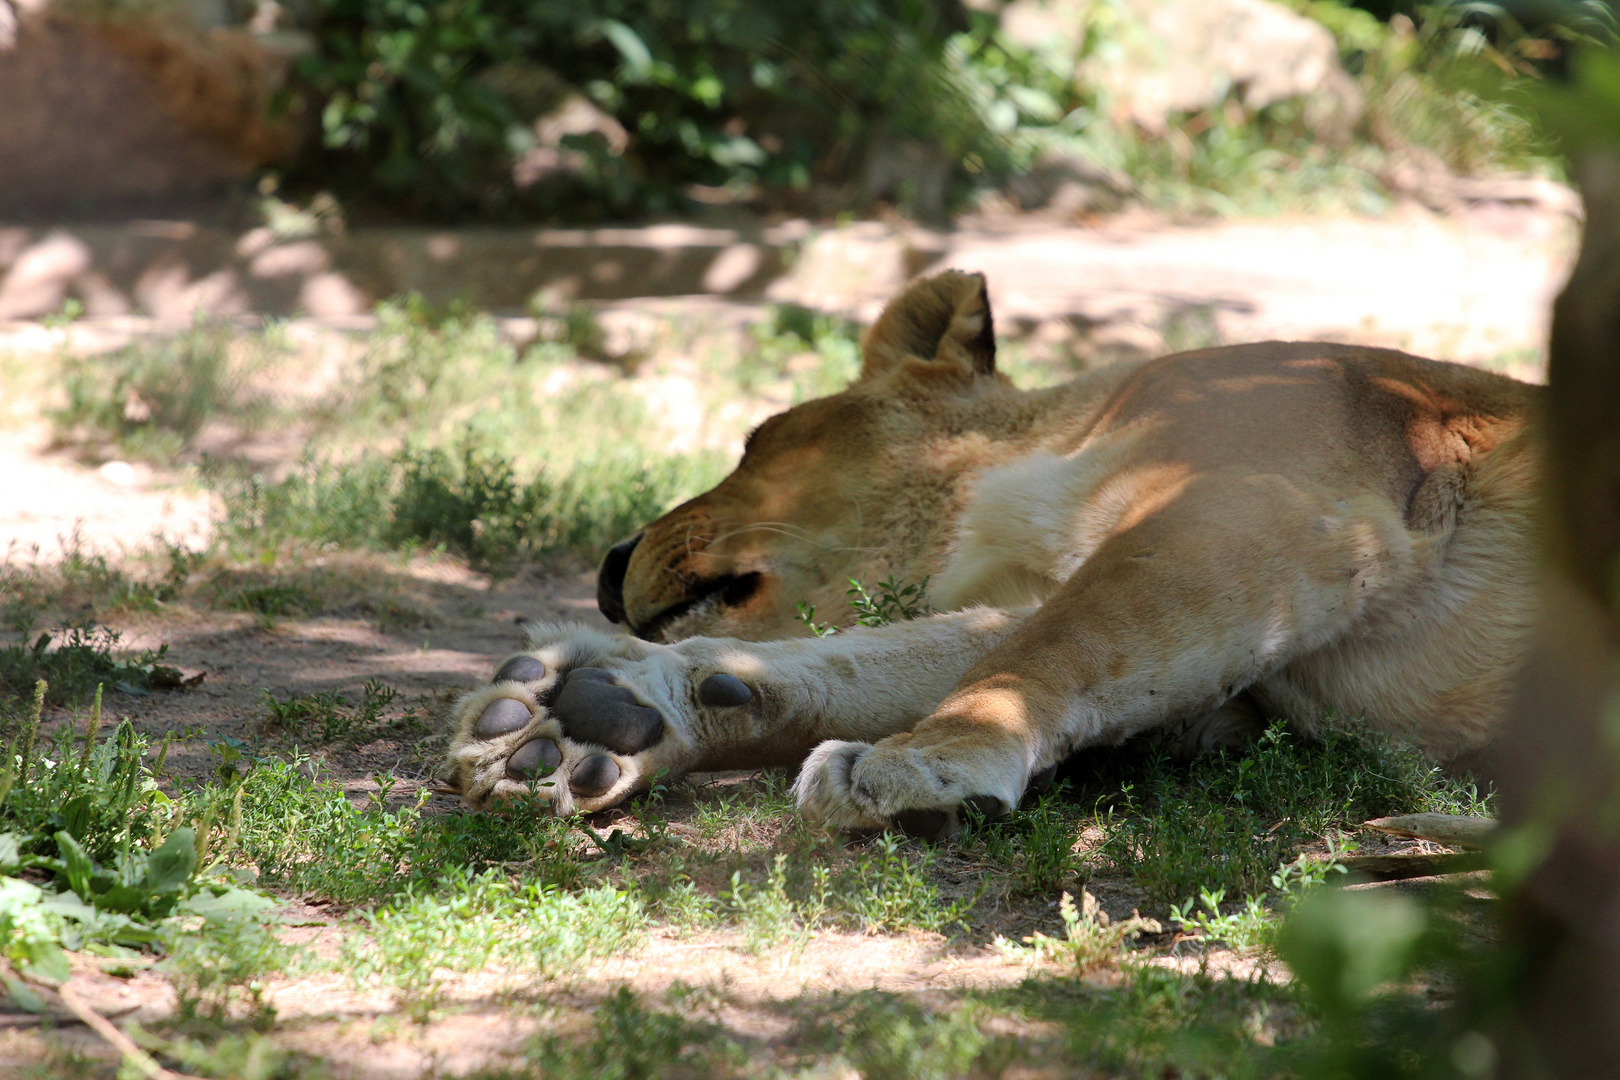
[1494,148,1620,1078]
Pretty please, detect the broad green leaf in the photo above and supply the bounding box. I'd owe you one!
[600,19,653,82]
[93,884,156,916]
[180,886,277,926]
[0,974,46,1013]
[0,833,21,875]
[143,828,198,895]
[38,889,97,923]
[53,832,95,903]
[16,939,70,985]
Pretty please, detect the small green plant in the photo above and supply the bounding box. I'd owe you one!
[723,853,812,959]
[841,994,989,1080]
[260,680,400,744]
[796,575,933,636]
[1169,843,1352,954]
[1015,789,1080,893]
[839,833,975,934]
[0,626,176,707]
[847,575,933,626]
[41,298,84,331]
[795,601,838,638]
[996,889,1162,976]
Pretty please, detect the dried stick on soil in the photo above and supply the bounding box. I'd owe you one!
[1,960,208,1080]
[54,982,208,1080]
[1363,814,1497,850]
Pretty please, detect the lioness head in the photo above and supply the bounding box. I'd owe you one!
[597,270,1015,642]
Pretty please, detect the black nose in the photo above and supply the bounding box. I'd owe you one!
[596,533,642,625]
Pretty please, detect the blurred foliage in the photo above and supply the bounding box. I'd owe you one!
[287,0,990,219]
[43,0,1611,220]
[275,0,1614,221]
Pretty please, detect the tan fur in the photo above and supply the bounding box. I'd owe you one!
[447,270,1539,829]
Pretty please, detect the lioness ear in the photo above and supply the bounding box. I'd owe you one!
[860,270,997,383]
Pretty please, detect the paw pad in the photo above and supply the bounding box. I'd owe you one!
[493,655,546,684]
[698,673,752,707]
[553,667,664,753]
[507,737,562,779]
[474,698,533,738]
[570,754,620,796]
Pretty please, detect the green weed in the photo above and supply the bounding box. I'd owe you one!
[721,853,811,959]
[1169,843,1352,954]
[796,575,933,636]
[996,889,1162,976]
[836,832,975,934]
[0,625,177,707]
[259,680,402,744]
[0,700,281,1003]
[51,324,276,462]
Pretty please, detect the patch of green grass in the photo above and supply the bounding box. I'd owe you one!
[0,626,178,709]
[224,758,587,904]
[50,323,279,462]
[341,868,645,1020]
[211,442,725,568]
[259,680,406,745]
[1090,723,1491,908]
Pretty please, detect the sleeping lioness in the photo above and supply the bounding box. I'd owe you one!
[445,270,1537,837]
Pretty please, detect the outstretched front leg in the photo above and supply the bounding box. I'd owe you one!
[444,608,1024,813]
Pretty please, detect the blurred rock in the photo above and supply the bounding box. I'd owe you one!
[514,93,631,190]
[0,7,309,219]
[1077,0,1363,139]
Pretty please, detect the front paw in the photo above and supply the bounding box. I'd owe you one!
[444,624,757,814]
[792,735,1024,840]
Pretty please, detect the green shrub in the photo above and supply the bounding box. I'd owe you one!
[50,325,273,462]
[212,442,722,566]
[289,0,993,218]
